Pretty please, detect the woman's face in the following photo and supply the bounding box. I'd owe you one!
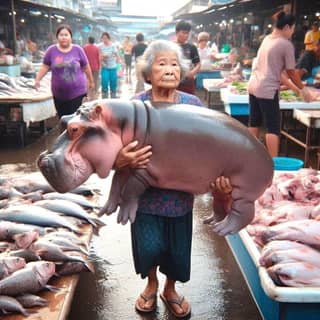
[102,35,110,44]
[57,28,72,47]
[148,51,181,89]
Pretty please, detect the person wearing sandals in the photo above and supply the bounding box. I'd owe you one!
[113,40,232,318]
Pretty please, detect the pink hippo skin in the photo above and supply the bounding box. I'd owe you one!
[37,99,274,236]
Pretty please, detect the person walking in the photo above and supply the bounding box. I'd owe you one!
[112,40,231,319]
[98,32,121,98]
[131,33,147,93]
[248,11,312,158]
[122,36,133,80]
[35,24,94,118]
[175,20,200,94]
[83,36,100,100]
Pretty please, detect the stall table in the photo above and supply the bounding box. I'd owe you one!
[196,69,230,89]
[227,229,320,320]
[220,88,320,165]
[0,94,56,146]
[281,109,320,167]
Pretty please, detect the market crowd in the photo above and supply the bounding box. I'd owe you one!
[1,9,319,319]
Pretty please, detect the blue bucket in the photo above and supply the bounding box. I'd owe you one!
[272,157,304,171]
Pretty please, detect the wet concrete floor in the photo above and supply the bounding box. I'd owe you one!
[0,76,266,319]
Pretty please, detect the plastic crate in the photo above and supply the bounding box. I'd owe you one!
[272,157,304,171]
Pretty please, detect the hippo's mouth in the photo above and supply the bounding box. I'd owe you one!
[37,151,93,193]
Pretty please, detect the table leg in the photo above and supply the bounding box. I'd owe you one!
[304,127,311,167]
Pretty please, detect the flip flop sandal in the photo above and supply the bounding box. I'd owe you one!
[160,293,191,318]
[135,292,157,313]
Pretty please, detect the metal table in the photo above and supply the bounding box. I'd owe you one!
[281,109,320,167]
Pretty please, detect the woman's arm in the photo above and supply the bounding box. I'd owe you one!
[34,64,50,90]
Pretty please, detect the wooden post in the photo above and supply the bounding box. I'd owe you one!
[10,0,17,55]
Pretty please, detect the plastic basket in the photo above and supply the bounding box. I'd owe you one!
[272,157,304,171]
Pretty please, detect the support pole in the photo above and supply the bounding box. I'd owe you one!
[11,0,17,55]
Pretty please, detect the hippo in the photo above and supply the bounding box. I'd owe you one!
[37,99,274,236]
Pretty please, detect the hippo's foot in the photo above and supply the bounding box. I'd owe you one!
[203,209,227,225]
[212,210,250,236]
[117,200,138,225]
[98,198,119,217]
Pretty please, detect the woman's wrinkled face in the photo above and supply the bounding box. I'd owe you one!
[148,51,181,89]
[57,28,72,47]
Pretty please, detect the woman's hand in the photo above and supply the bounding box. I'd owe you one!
[300,87,313,102]
[34,80,40,90]
[88,81,95,90]
[210,176,232,199]
[114,140,152,170]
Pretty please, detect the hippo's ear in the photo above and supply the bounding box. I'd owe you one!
[91,105,104,120]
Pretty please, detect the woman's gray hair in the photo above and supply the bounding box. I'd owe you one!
[139,40,189,84]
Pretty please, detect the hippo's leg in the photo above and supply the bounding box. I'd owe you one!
[212,198,255,236]
[117,172,149,225]
[99,169,130,217]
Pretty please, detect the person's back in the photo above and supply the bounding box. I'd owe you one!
[83,36,100,100]
[248,35,295,99]
[83,36,100,72]
[132,33,147,93]
[132,33,147,61]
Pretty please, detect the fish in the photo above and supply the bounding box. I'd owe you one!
[43,192,100,209]
[34,199,105,229]
[6,249,41,262]
[0,261,56,296]
[56,260,95,276]
[16,293,48,308]
[0,295,29,316]
[260,241,320,268]
[30,240,87,263]
[267,261,320,287]
[0,205,80,234]
[42,235,88,255]
[0,221,47,240]
[260,219,320,247]
[0,257,26,280]
[44,231,88,249]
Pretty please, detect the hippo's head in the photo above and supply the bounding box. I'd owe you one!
[38,101,125,193]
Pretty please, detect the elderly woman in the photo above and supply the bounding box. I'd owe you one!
[114,40,231,318]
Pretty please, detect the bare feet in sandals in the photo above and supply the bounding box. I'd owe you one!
[160,289,191,318]
[135,281,158,313]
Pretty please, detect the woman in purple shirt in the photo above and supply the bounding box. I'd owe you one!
[35,25,94,118]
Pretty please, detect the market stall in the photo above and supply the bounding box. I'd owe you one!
[219,87,320,166]
[0,171,101,319]
[226,168,320,320]
[0,73,55,146]
[0,95,56,146]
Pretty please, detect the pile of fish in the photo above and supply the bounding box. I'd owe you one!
[0,72,51,99]
[0,174,105,316]
[247,168,320,287]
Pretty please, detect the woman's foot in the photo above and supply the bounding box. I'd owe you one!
[161,281,191,317]
[135,274,158,312]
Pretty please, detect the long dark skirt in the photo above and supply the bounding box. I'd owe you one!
[131,211,193,282]
[53,94,86,118]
